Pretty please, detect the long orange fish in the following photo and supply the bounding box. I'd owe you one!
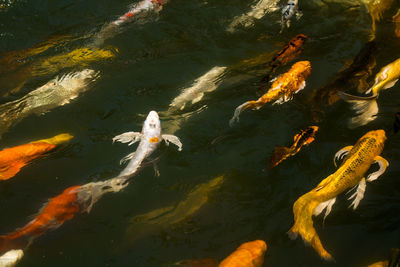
[230,61,311,125]
[270,126,318,168]
[175,240,267,267]
[0,133,73,180]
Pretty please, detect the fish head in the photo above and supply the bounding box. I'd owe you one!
[366,129,386,142]
[293,60,312,78]
[143,111,161,140]
[292,34,307,46]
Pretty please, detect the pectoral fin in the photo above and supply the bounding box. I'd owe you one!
[367,156,389,182]
[295,81,306,93]
[313,197,336,220]
[348,178,366,209]
[162,134,183,151]
[120,152,135,165]
[383,79,398,90]
[113,132,142,145]
[334,146,353,167]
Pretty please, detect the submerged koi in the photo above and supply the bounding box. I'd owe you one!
[368,0,394,38]
[0,133,73,180]
[263,34,307,83]
[339,57,400,127]
[311,40,377,122]
[175,240,267,267]
[229,61,311,125]
[0,249,23,267]
[288,130,388,260]
[393,9,400,38]
[280,0,301,33]
[0,69,99,138]
[93,0,166,46]
[113,110,182,177]
[270,126,318,168]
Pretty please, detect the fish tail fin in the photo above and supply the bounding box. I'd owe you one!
[288,194,334,260]
[338,91,378,128]
[269,146,293,169]
[229,100,259,126]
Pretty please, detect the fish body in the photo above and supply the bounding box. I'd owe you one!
[113,111,182,177]
[0,185,82,255]
[0,133,73,180]
[270,126,318,168]
[288,130,388,260]
[125,175,224,243]
[169,67,227,111]
[263,34,307,83]
[0,69,99,138]
[230,61,311,125]
[280,0,300,33]
[339,57,400,127]
[219,240,267,267]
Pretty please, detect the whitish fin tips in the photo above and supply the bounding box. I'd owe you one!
[348,178,366,209]
[382,79,398,90]
[367,156,389,182]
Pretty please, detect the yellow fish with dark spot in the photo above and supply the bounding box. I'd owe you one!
[288,130,388,260]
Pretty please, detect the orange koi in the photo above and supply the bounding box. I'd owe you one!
[270,126,318,168]
[0,133,73,181]
[175,240,267,267]
[263,34,307,82]
[219,240,267,267]
[230,61,311,125]
[0,185,82,255]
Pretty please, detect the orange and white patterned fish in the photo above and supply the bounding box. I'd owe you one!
[230,61,311,126]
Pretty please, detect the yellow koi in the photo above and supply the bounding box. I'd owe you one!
[288,130,388,260]
[229,61,311,125]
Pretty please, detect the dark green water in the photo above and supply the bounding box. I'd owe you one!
[0,0,400,266]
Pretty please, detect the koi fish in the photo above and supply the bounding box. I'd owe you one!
[280,0,301,33]
[227,0,280,32]
[175,240,267,267]
[125,175,224,243]
[288,130,388,260]
[339,57,400,127]
[229,60,311,126]
[311,40,377,122]
[0,69,99,138]
[393,9,400,38]
[0,249,23,267]
[269,126,318,168]
[367,248,400,267]
[368,0,395,38]
[262,34,307,83]
[0,133,73,180]
[113,110,182,177]
[168,67,227,111]
[93,0,167,46]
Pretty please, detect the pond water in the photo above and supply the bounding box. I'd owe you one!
[0,0,399,266]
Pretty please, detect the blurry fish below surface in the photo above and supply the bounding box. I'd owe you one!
[92,0,167,47]
[288,130,388,260]
[269,126,318,169]
[229,60,311,126]
[0,69,99,138]
[368,0,395,39]
[125,175,224,244]
[174,240,267,267]
[227,0,280,32]
[280,0,302,33]
[310,40,377,122]
[339,57,400,128]
[394,9,400,38]
[0,133,73,181]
